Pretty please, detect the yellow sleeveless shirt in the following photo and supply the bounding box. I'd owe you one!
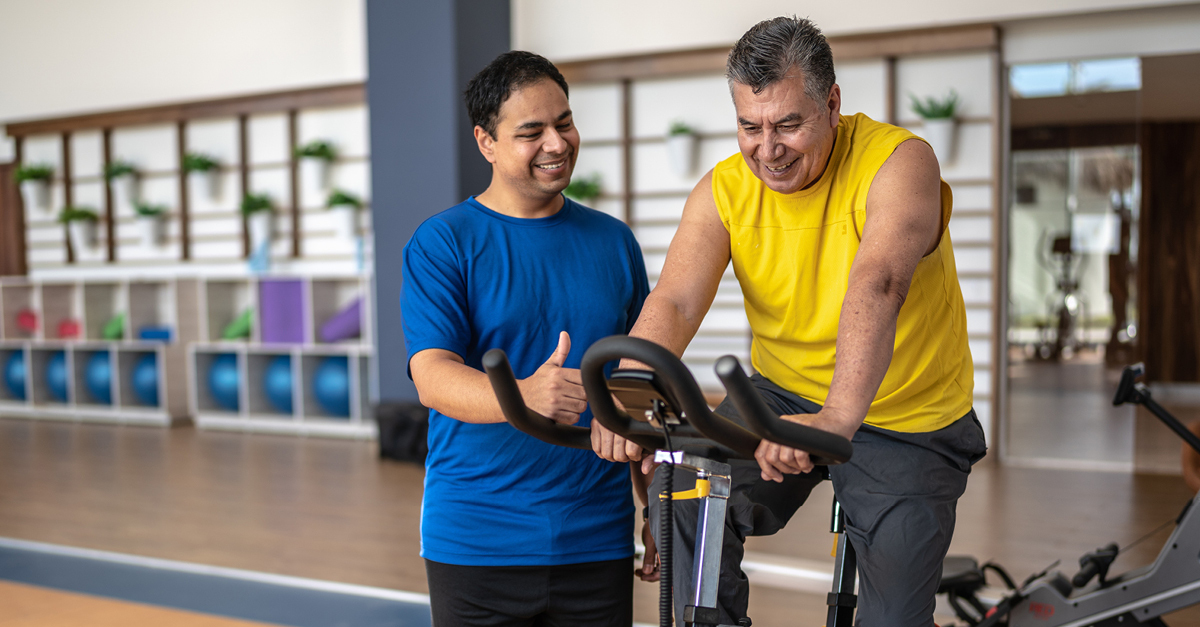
[713,113,973,433]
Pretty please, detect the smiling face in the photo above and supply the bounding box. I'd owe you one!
[476,77,579,205]
[732,71,841,194]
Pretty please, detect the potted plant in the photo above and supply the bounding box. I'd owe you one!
[666,120,699,177]
[295,140,337,192]
[59,206,100,251]
[564,173,602,205]
[134,202,167,247]
[15,163,53,213]
[105,160,138,212]
[325,189,363,240]
[183,152,221,203]
[241,193,274,251]
[910,90,960,163]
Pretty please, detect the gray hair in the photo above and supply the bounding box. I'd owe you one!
[726,17,836,107]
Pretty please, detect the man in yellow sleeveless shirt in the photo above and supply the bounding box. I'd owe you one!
[593,16,987,626]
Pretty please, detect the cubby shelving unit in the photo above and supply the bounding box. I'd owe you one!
[0,277,197,426]
[187,274,375,439]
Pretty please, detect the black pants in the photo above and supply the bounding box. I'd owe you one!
[425,557,633,627]
[648,374,987,626]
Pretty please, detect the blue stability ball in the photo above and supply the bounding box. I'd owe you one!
[207,353,240,411]
[312,356,350,418]
[263,355,293,414]
[85,352,113,405]
[3,352,26,401]
[46,351,68,402]
[132,353,159,406]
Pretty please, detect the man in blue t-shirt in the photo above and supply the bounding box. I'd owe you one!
[401,51,651,626]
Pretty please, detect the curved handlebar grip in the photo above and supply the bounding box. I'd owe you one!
[1112,363,1146,407]
[715,356,853,466]
[582,336,761,458]
[482,349,592,450]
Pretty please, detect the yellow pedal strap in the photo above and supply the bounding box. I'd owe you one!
[661,478,711,501]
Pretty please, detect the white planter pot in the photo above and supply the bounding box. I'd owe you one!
[301,158,332,193]
[920,118,957,164]
[111,176,138,213]
[666,133,698,178]
[188,170,221,206]
[138,215,164,247]
[248,211,273,250]
[68,220,97,251]
[20,180,50,213]
[331,205,358,240]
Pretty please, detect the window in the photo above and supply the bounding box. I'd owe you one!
[1010,58,1140,98]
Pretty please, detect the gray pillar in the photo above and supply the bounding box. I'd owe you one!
[366,0,510,405]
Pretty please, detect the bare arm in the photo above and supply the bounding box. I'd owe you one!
[757,138,944,480]
[591,170,731,463]
[411,331,586,425]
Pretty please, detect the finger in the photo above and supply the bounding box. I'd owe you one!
[550,410,581,425]
[641,456,657,475]
[546,331,570,367]
[590,420,603,456]
[756,441,785,482]
[558,379,588,401]
[561,368,583,386]
[625,437,644,462]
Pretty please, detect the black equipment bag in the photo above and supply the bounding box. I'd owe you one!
[375,402,429,464]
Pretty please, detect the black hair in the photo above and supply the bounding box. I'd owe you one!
[464,51,570,138]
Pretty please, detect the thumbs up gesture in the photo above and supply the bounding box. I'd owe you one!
[517,331,588,425]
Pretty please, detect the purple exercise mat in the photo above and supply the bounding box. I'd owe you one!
[320,297,362,343]
[259,279,306,344]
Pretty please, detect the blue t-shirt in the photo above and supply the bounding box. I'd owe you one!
[401,196,650,566]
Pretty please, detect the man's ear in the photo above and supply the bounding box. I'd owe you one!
[474,125,497,164]
[826,84,842,127]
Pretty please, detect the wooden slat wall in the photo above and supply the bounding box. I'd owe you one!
[1139,121,1200,383]
[0,161,27,276]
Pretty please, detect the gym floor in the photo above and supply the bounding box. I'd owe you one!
[0,417,1196,626]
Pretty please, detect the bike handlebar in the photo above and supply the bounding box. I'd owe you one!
[482,349,592,450]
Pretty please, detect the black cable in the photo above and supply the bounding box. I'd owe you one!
[1119,516,1177,556]
[659,413,675,627]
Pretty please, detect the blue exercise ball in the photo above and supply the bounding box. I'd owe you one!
[132,353,159,406]
[46,351,68,402]
[312,356,350,417]
[85,352,112,405]
[263,355,293,414]
[207,353,240,411]
[3,352,26,401]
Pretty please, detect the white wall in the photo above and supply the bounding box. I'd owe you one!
[0,0,365,161]
[1004,2,1200,63]
[513,0,1193,62]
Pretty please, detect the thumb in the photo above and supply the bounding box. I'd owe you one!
[546,331,571,367]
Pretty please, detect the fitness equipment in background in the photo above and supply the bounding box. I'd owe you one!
[222,309,253,341]
[84,352,112,405]
[102,313,125,341]
[4,352,27,400]
[15,309,38,335]
[940,363,1200,627]
[264,355,293,413]
[45,351,68,402]
[131,353,158,406]
[312,356,350,417]
[207,353,240,411]
[484,336,854,627]
[319,298,362,343]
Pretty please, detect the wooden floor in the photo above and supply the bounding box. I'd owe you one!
[0,417,1197,626]
[0,580,276,627]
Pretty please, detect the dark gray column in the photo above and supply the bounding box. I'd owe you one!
[366,0,510,405]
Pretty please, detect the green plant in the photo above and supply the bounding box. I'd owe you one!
[668,120,697,136]
[326,189,363,210]
[909,90,960,120]
[134,202,167,217]
[295,140,337,161]
[58,207,99,223]
[15,163,53,183]
[104,160,137,181]
[564,173,602,202]
[240,193,272,216]
[183,153,219,173]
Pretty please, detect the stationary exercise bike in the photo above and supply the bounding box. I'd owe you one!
[938,363,1200,626]
[483,335,855,627]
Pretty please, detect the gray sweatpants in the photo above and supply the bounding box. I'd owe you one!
[647,374,987,626]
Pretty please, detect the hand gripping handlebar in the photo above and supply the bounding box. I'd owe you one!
[483,335,851,465]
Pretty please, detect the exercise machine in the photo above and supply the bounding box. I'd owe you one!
[483,335,854,627]
[939,363,1200,626]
